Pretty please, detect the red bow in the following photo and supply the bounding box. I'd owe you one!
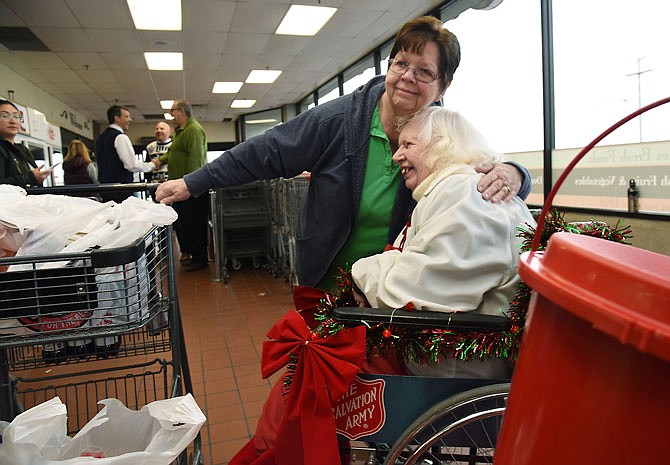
[262,309,366,465]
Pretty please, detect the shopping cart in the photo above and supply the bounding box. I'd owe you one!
[210,181,270,282]
[262,175,310,285]
[0,184,202,465]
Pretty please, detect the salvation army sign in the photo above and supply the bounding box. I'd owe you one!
[334,375,386,440]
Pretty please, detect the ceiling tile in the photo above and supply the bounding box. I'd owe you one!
[65,0,134,29]
[32,27,95,52]
[2,0,78,27]
[87,28,142,53]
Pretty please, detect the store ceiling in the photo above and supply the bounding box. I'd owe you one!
[0,0,449,124]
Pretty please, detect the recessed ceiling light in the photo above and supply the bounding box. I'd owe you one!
[231,99,256,109]
[212,82,243,93]
[160,100,174,109]
[128,0,182,31]
[145,52,183,70]
[246,70,282,84]
[164,112,174,120]
[275,5,337,36]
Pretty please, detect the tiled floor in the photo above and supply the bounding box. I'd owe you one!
[176,259,295,465]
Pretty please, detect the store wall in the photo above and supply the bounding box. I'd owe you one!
[563,211,670,257]
[126,121,236,146]
[0,62,93,140]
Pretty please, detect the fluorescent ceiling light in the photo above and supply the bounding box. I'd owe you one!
[246,70,282,84]
[145,52,183,70]
[231,99,256,109]
[164,112,174,120]
[127,0,182,30]
[246,119,278,124]
[276,5,337,36]
[212,82,243,93]
[160,100,174,110]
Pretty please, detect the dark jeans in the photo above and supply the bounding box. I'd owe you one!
[172,194,209,262]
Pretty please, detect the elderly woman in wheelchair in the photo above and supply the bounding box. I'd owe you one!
[229,107,536,465]
[350,106,535,379]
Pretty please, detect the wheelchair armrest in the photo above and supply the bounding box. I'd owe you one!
[332,307,511,331]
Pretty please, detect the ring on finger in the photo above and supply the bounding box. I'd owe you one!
[502,184,511,194]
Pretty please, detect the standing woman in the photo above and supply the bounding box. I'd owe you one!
[156,16,532,290]
[63,139,98,185]
[0,99,51,187]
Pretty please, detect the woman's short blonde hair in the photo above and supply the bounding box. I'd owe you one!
[399,107,502,172]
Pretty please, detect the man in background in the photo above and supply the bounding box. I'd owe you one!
[95,105,155,202]
[144,121,172,183]
[154,100,208,271]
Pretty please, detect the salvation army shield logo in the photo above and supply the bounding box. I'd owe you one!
[334,375,386,440]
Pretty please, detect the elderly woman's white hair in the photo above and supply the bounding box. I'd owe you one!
[400,106,502,172]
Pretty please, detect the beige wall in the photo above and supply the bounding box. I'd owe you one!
[125,120,236,146]
[0,63,94,139]
[563,211,670,257]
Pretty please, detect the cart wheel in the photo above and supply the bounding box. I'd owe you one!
[252,257,261,269]
[383,383,509,465]
[231,259,242,271]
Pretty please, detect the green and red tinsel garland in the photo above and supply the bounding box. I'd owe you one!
[312,208,632,365]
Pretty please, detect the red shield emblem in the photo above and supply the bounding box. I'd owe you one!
[333,376,386,440]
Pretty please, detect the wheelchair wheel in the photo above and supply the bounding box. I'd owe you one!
[383,383,509,465]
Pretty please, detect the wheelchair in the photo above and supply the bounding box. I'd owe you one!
[330,306,512,465]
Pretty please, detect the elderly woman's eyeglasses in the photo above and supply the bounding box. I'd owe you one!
[0,112,21,121]
[388,59,439,83]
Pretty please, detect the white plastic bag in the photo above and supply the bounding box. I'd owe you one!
[0,394,205,465]
[0,186,177,264]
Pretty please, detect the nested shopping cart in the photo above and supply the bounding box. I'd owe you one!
[210,181,271,282]
[0,184,202,465]
[265,175,310,285]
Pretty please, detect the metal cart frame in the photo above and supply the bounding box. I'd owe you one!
[210,182,270,283]
[0,184,202,465]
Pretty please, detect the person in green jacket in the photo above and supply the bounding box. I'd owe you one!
[154,99,208,270]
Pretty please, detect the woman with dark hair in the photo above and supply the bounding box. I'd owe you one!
[0,99,51,187]
[156,16,532,290]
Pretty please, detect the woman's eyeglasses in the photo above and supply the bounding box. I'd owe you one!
[388,59,439,83]
[0,112,21,121]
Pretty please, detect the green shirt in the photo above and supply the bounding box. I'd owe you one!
[159,116,207,179]
[318,104,401,290]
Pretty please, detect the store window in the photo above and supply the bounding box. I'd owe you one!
[379,39,393,73]
[317,78,340,105]
[343,55,375,96]
[551,0,669,213]
[441,0,543,204]
[241,108,282,140]
[441,0,542,154]
[299,93,316,114]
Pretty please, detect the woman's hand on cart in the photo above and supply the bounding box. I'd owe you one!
[155,179,191,204]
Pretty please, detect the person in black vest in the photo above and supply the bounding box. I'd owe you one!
[0,99,52,187]
[95,105,155,202]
